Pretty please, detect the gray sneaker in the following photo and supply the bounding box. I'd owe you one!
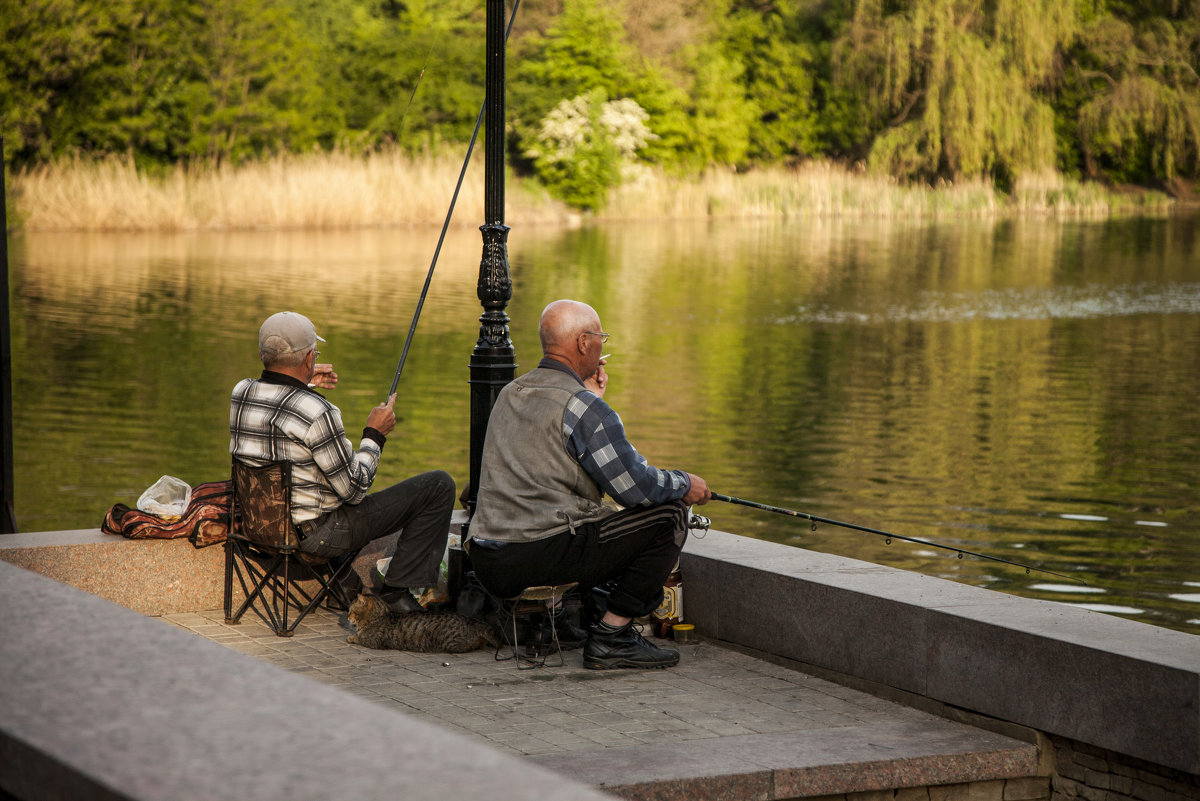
[583,622,679,669]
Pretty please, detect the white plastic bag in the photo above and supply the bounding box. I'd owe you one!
[137,475,192,519]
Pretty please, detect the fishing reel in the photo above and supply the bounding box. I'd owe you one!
[688,510,711,534]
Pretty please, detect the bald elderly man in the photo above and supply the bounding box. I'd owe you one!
[230,311,456,613]
[467,299,711,669]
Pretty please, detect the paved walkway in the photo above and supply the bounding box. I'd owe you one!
[162,606,1041,800]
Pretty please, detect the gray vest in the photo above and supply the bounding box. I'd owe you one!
[469,367,608,543]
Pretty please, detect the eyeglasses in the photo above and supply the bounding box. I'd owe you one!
[583,331,610,344]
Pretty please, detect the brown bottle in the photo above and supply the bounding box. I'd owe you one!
[651,562,683,638]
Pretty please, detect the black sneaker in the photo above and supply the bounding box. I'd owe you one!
[583,622,680,670]
[532,611,588,651]
[379,587,425,614]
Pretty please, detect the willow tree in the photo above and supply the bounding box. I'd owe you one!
[832,0,1076,184]
[1072,7,1200,182]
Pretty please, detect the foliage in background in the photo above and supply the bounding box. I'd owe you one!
[1068,2,1200,182]
[1,0,1198,210]
[524,90,656,210]
[829,0,1068,185]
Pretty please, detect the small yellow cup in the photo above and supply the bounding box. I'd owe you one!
[672,624,697,644]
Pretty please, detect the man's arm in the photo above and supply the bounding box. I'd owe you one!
[565,392,694,507]
[306,408,379,505]
[308,393,396,505]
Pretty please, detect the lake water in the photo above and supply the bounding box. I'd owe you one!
[7,212,1200,634]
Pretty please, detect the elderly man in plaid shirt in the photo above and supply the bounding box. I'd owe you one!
[230,311,455,613]
[467,300,711,669]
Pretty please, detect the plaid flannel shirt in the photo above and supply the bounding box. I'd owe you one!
[229,371,385,524]
[541,359,690,508]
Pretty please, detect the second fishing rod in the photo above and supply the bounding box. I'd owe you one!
[710,492,1086,584]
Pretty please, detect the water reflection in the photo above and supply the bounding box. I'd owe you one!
[8,213,1200,634]
[1063,603,1144,616]
[790,282,1200,324]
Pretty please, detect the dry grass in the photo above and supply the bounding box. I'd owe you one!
[609,162,1172,220]
[11,149,575,231]
[8,151,1172,232]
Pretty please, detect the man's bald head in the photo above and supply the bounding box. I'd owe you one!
[538,299,605,381]
[539,300,600,354]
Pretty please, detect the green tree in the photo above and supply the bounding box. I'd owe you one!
[1067,4,1200,182]
[4,0,1195,190]
[675,42,754,168]
[1,0,335,166]
[525,89,636,210]
[510,0,758,174]
[725,6,821,163]
[49,0,205,165]
[509,0,639,141]
[831,0,1071,183]
[289,0,485,152]
[0,0,135,164]
[184,0,324,161]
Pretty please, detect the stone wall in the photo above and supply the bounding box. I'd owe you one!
[0,528,226,615]
[1049,736,1200,801]
[800,777,1051,801]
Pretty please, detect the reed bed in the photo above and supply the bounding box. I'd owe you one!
[12,150,575,232]
[609,162,1172,220]
[9,151,1171,232]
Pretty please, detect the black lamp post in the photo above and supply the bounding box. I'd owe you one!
[0,138,13,533]
[467,0,516,516]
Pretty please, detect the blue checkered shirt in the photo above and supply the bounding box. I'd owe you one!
[542,359,691,507]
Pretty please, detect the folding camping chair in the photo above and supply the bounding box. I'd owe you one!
[223,459,354,636]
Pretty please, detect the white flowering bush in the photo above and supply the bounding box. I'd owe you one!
[525,90,657,210]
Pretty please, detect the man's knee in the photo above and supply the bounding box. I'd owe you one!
[665,499,689,548]
[419,470,456,504]
[434,470,456,503]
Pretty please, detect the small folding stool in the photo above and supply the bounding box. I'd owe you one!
[495,583,579,670]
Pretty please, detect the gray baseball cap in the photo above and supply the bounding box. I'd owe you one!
[258,311,325,357]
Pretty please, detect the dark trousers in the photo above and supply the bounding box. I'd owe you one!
[299,470,456,590]
[468,500,689,619]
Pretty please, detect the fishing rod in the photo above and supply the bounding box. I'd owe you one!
[387,0,522,398]
[710,492,1087,585]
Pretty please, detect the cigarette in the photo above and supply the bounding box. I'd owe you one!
[600,353,611,361]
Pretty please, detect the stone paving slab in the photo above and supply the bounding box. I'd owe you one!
[162,606,1038,800]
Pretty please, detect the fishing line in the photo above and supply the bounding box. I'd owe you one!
[393,41,436,141]
[387,0,522,398]
[711,492,1087,584]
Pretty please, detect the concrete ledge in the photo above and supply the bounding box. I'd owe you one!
[0,514,472,619]
[681,530,1200,775]
[532,719,1036,800]
[0,526,385,618]
[0,529,225,616]
[0,559,612,801]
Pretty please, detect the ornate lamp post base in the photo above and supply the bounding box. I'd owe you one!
[468,221,516,514]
